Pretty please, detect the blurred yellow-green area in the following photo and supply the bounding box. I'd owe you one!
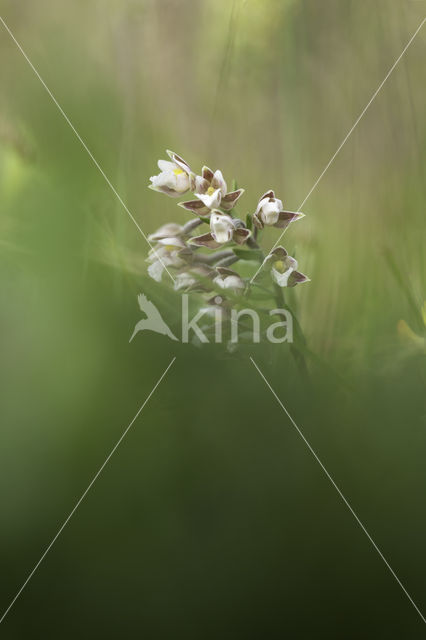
[0,0,425,637]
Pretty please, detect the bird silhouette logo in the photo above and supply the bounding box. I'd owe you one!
[129,294,179,343]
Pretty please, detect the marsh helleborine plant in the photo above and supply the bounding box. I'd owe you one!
[148,149,309,323]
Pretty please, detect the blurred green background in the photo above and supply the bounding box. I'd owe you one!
[0,0,425,637]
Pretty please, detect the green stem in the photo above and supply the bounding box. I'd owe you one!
[183,218,203,234]
[273,283,310,384]
[195,249,235,264]
[247,236,261,250]
[215,255,239,268]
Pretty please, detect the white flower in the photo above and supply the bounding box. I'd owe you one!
[261,246,310,288]
[173,266,214,292]
[148,222,183,242]
[149,150,191,197]
[257,195,283,225]
[271,258,296,287]
[147,259,166,283]
[179,166,244,215]
[210,211,234,244]
[146,236,188,282]
[253,190,304,230]
[213,267,245,293]
[191,173,210,193]
[173,271,197,291]
[189,210,251,248]
[196,187,222,211]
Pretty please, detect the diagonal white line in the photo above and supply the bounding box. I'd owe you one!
[295,19,425,215]
[250,356,426,625]
[0,15,176,283]
[250,17,426,284]
[0,356,176,625]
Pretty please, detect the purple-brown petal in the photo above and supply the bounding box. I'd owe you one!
[216,266,239,277]
[288,271,310,287]
[189,172,197,191]
[197,177,210,193]
[177,248,195,263]
[166,149,191,173]
[221,188,245,210]
[189,233,222,249]
[202,166,215,182]
[148,184,182,197]
[178,200,210,215]
[259,189,275,202]
[232,228,251,245]
[273,210,304,229]
[270,246,288,259]
[252,212,264,229]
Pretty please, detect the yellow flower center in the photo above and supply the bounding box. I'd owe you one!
[274,259,286,273]
[207,186,215,196]
[173,168,184,175]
